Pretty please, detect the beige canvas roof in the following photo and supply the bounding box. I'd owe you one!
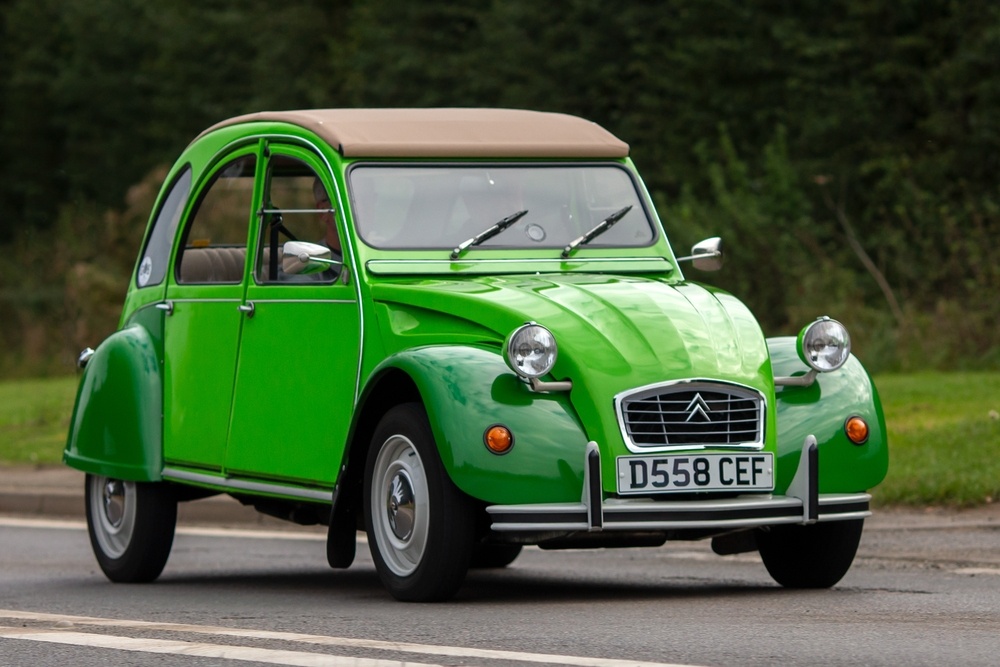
[197,108,629,158]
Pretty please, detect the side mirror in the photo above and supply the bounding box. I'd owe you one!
[677,237,723,272]
[281,241,339,275]
[77,347,95,370]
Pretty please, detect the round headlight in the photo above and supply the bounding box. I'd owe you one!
[504,323,557,379]
[798,317,851,372]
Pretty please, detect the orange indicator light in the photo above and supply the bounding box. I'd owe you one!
[845,416,869,445]
[484,425,514,454]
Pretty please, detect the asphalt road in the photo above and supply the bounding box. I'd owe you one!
[2,512,1000,667]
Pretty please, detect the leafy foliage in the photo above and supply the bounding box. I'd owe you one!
[0,0,998,374]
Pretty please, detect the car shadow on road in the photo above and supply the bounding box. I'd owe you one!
[139,565,794,605]
[457,569,785,603]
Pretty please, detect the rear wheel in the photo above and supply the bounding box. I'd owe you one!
[85,474,177,583]
[364,403,475,601]
[757,519,864,588]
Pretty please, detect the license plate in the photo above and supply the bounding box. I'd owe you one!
[616,453,774,495]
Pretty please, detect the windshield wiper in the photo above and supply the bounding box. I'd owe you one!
[561,205,633,259]
[451,210,528,260]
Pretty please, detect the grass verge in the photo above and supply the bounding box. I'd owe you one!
[1,372,998,507]
[0,375,78,464]
[871,372,1000,507]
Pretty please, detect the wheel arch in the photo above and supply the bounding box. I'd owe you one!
[768,336,888,494]
[335,367,422,525]
[341,346,589,509]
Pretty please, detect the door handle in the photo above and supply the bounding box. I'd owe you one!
[237,302,255,318]
[155,301,174,316]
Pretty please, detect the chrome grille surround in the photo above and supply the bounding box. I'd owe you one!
[615,379,766,453]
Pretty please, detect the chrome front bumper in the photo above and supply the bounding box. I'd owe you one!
[486,436,871,533]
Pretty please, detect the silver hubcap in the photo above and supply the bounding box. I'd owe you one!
[387,472,416,540]
[371,435,429,577]
[103,479,126,527]
[88,476,136,559]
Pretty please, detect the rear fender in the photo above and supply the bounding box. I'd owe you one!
[64,325,163,481]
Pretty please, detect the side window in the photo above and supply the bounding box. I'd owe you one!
[136,167,191,288]
[175,155,256,284]
[255,155,340,283]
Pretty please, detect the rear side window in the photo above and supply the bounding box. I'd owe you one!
[136,167,192,288]
[175,156,257,284]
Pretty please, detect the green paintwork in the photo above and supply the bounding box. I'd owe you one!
[369,275,780,498]
[225,281,360,486]
[64,111,887,512]
[769,337,889,493]
[64,320,163,481]
[369,346,589,504]
[161,285,244,470]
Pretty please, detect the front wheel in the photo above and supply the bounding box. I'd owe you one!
[85,474,177,583]
[757,518,864,588]
[364,403,475,601]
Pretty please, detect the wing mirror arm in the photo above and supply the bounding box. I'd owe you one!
[302,255,343,267]
[675,237,724,272]
[281,241,341,275]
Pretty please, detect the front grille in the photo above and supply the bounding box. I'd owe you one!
[618,382,764,449]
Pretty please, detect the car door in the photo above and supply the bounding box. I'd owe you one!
[162,152,258,470]
[224,145,361,486]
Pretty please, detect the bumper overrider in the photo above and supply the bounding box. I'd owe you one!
[486,436,871,534]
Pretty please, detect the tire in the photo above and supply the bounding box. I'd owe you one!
[757,518,864,589]
[469,543,522,569]
[364,403,475,602]
[85,474,177,583]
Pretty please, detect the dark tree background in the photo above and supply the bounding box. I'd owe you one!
[1,0,997,375]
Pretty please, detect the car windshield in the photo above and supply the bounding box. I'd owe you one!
[348,164,655,251]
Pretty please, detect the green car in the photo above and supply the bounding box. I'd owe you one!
[65,108,888,601]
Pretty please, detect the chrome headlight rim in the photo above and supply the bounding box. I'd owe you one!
[504,322,558,380]
[797,316,851,372]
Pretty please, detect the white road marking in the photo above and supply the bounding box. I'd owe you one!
[177,526,326,541]
[0,517,84,531]
[0,610,705,667]
[0,626,436,667]
[659,550,757,563]
[0,516,325,541]
[953,567,1000,576]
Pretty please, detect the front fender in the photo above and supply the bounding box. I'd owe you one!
[368,345,590,504]
[64,325,162,481]
[769,336,888,494]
